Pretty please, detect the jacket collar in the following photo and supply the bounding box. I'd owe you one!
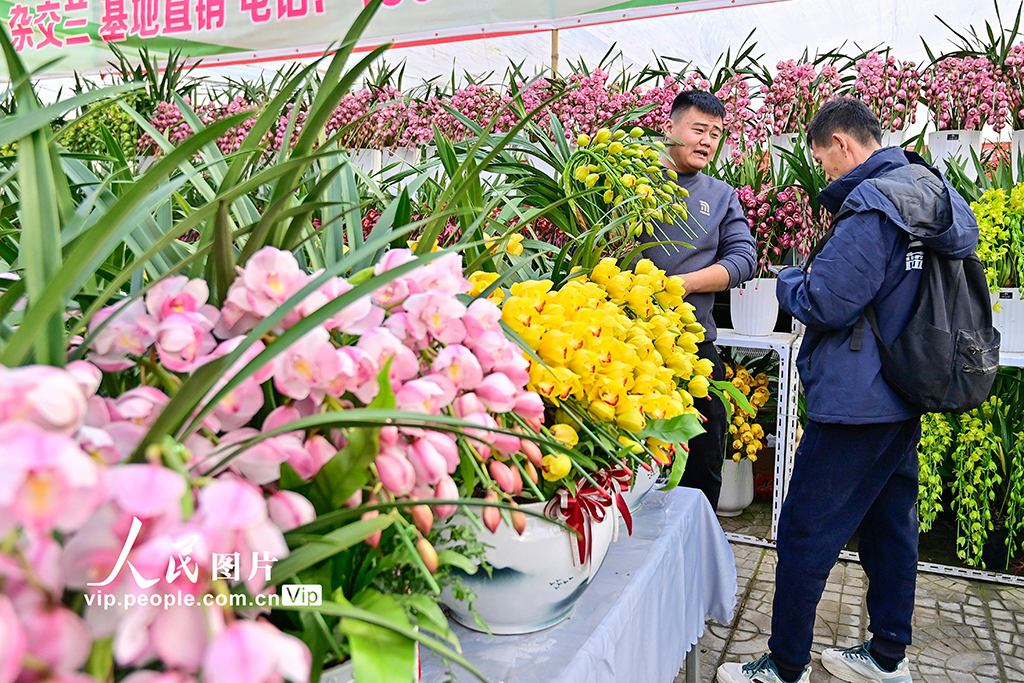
[817,146,910,214]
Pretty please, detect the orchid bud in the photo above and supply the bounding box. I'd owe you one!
[410,504,433,536]
[482,491,501,533]
[489,461,516,494]
[524,460,539,485]
[520,439,544,467]
[416,538,439,574]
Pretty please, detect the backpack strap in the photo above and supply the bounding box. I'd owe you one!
[849,307,880,351]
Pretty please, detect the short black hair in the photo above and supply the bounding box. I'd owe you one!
[669,90,726,122]
[806,98,882,148]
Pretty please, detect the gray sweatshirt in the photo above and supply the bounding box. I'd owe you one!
[637,171,756,341]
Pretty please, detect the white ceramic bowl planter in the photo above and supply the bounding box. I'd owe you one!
[992,289,1024,354]
[620,463,660,513]
[443,501,615,634]
[716,458,754,517]
[730,278,779,336]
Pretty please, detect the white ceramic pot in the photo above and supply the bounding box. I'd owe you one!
[993,288,1024,353]
[1011,130,1024,181]
[730,278,779,337]
[769,133,800,173]
[442,501,615,634]
[620,464,660,513]
[880,129,907,149]
[928,130,983,180]
[717,458,754,517]
[347,148,382,176]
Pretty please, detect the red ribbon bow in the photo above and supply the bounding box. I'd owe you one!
[593,464,634,536]
[545,478,613,567]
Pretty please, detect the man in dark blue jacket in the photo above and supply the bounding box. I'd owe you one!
[718,100,979,683]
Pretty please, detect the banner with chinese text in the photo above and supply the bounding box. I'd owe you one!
[0,0,784,77]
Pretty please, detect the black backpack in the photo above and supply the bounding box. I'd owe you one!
[806,167,1000,414]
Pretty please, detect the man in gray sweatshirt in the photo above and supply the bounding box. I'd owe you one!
[637,90,757,510]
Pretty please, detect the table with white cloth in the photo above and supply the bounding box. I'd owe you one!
[421,487,738,683]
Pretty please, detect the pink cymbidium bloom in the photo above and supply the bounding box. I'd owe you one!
[145,276,217,322]
[0,596,26,683]
[140,310,219,372]
[202,620,310,683]
[20,604,92,677]
[109,387,170,427]
[475,372,518,414]
[0,364,88,436]
[375,449,416,496]
[267,491,316,531]
[0,421,102,534]
[239,248,310,318]
[356,328,419,384]
[431,344,483,390]
[272,327,341,403]
[88,299,154,371]
[403,292,467,344]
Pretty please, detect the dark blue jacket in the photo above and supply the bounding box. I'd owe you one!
[777,147,979,424]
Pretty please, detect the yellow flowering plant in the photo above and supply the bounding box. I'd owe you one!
[567,126,691,239]
[495,256,749,494]
[720,350,775,462]
[970,185,1024,304]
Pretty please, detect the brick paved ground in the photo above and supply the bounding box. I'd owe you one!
[678,541,1024,683]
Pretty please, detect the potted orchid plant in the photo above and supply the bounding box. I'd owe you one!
[852,51,923,146]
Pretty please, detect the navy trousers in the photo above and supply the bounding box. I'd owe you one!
[769,418,921,671]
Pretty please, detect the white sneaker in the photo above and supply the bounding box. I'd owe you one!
[820,641,913,683]
[717,654,811,683]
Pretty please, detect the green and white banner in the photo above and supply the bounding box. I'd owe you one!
[1,0,784,77]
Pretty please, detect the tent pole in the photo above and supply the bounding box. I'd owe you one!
[551,29,560,75]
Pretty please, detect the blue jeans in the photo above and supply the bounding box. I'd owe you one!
[769,418,921,671]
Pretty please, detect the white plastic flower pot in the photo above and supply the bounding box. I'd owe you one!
[716,458,754,517]
[620,464,660,513]
[928,130,982,180]
[730,278,779,337]
[442,501,615,634]
[992,288,1024,353]
[380,147,422,189]
[716,141,735,163]
[880,129,907,148]
[1011,130,1024,181]
[347,148,382,176]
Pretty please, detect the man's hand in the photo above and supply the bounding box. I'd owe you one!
[678,263,732,295]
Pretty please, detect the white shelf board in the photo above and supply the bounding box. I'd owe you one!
[1001,351,1024,368]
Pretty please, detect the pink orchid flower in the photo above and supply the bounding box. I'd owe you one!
[267,491,316,531]
[0,365,88,436]
[475,372,518,414]
[403,292,467,344]
[88,299,154,371]
[272,327,341,402]
[375,449,416,496]
[0,596,26,683]
[20,604,92,677]
[0,421,102,534]
[202,620,310,683]
[431,344,483,390]
[145,276,217,322]
[240,247,311,318]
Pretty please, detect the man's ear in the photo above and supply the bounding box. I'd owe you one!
[833,132,847,153]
